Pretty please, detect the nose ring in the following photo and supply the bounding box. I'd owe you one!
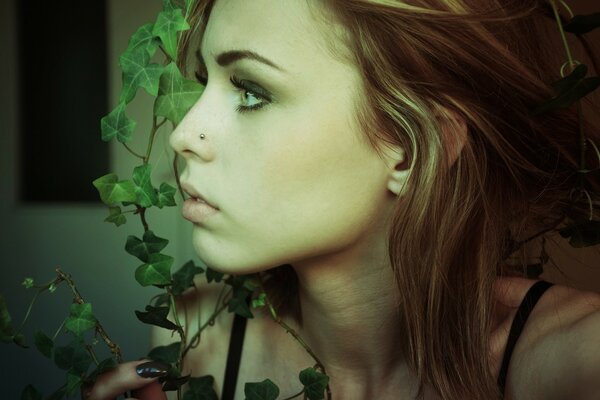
[199,133,206,140]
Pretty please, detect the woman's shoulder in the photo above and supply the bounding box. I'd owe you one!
[492,276,600,400]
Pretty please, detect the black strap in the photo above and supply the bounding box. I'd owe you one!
[497,280,553,396]
[221,300,250,400]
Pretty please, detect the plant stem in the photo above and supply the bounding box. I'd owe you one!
[135,206,150,232]
[144,117,167,164]
[55,268,124,363]
[86,344,100,366]
[182,296,231,358]
[52,318,67,341]
[550,0,575,72]
[256,274,332,400]
[14,287,44,334]
[281,389,305,400]
[122,143,145,160]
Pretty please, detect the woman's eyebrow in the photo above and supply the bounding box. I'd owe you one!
[196,49,288,74]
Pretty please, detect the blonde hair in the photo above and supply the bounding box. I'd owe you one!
[177,1,600,398]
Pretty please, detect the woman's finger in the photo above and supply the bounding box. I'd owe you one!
[86,359,169,400]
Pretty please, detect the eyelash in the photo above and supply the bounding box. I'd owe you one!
[194,70,271,113]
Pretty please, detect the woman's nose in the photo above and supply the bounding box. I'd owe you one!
[169,97,215,162]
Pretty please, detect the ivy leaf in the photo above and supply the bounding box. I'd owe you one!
[104,206,127,227]
[152,8,190,60]
[66,372,82,396]
[119,47,164,104]
[559,218,600,247]
[20,385,43,400]
[205,267,224,283]
[22,277,34,289]
[133,164,159,208]
[181,375,218,400]
[299,368,329,400]
[101,102,137,143]
[148,342,181,364]
[125,230,169,263]
[163,374,191,392]
[152,293,171,307]
[125,23,161,59]
[93,173,137,206]
[172,261,205,296]
[54,338,93,375]
[154,62,204,125]
[135,305,178,330]
[157,182,177,208]
[564,12,600,35]
[251,293,267,309]
[87,357,118,381]
[0,293,16,343]
[533,67,600,115]
[228,289,253,319]
[244,379,280,400]
[34,330,54,358]
[65,303,97,337]
[135,253,174,287]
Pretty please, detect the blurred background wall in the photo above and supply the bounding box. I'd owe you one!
[0,0,598,399]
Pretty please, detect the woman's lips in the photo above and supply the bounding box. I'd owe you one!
[182,197,219,223]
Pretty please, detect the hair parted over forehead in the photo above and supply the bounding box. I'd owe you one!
[177,1,600,399]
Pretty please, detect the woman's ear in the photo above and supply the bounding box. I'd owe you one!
[436,106,468,169]
[381,144,410,196]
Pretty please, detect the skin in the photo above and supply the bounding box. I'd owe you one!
[87,0,600,399]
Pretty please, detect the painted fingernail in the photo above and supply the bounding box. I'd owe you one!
[135,360,170,378]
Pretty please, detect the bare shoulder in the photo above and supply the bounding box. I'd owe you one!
[150,275,237,400]
[492,276,600,400]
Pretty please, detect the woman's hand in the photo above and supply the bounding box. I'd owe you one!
[84,359,169,400]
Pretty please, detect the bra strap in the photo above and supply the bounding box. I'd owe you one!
[497,280,553,396]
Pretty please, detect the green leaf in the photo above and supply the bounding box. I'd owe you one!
[135,253,174,286]
[104,206,127,227]
[133,164,159,208]
[148,342,181,364]
[559,219,600,247]
[93,173,137,206]
[20,384,43,400]
[181,375,218,400]
[126,230,170,262]
[205,267,224,283]
[125,23,161,59]
[54,338,93,375]
[299,368,329,400]
[119,47,164,104]
[101,102,137,143]
[87,357,118,381]
[0,293,16,343]
[244,379,280,400]
[135,305,178,330]
[66,372,82,396]
[172,261,205,296]
[531,64,600,115]
[152,8,190,60]
[65,303,98,337]
[157,182,177,208]
[22,277,34,289]
[152,293,171,307]
[154,62,204,125]
[34,330,54,358]
[564,12,600,35]
[228,291,253,319]
[251,293,267,309]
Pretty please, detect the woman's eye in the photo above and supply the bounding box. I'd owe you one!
[194,70,271,114]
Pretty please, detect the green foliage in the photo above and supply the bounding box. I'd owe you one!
[299,368,330,400]
[101,102,137,143]
[65,303,98,337]
[148,341,181,364]
[181,376,219,400]
[135,253,174,287]
[135,305,179,330]
[105,206,128,226]
[133,164,160,207]
[22,278,34,289]
[155,62,204,125]
[126,230,170,262]
[152,8,190,60]
[34,330,54,358]
[93,173,137,206]
[244,379,280,400]
[206,267,224,283]
[53,338,93,375]
[172,260,205,295]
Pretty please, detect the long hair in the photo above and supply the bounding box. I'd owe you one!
[177,1,600,399]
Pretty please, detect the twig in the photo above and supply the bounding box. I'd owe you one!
[55,268,124,363]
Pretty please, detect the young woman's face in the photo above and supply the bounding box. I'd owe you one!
[170,0,395,273]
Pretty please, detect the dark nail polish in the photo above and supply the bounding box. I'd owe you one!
[136,360,170,378]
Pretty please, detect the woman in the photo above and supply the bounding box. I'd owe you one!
[87,0,600,399]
